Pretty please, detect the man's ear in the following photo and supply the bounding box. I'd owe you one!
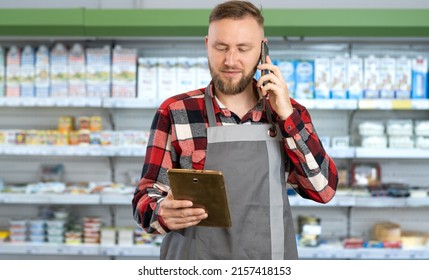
[205,36,209,48]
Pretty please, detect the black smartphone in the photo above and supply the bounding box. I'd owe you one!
[260,41,270,85]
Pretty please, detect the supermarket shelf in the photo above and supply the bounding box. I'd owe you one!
[355,148,429,158]
[298,99,357,110]
[1,243,428,259]
[0,193,99,205]
[100,193,133,205]
[325,147,355,158]
[0,97,102,107]
[298,246,429,259]
[0,145,146,157]
[358,99,429,110]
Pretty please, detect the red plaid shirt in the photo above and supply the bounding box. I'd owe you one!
[132,83,338,234]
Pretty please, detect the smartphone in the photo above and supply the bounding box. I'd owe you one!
[261,41,270,86]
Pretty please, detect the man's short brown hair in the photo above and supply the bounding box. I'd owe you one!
[209,1,264,27]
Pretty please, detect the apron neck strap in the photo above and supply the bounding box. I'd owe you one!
[204,85,275,128]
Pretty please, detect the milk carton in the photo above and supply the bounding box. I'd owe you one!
[276,59,296,98]
[35,45,50,97]
[314,57,331,99]
[20,46,35,97]
[395,56,412,99]
[176,57,197,93]
[111,46,137,98]
[295,60,314,99]
[195,57,212,89]
[68,43,86,97]
[157,57,177,102]
[411,57,428,99]
[347,56,364,99]
[137,57,158,106]
[0,47,4,97]
[86,46,111,98]
[363,56,380,98]
[379,56,396,99]
[6,46,21,97]
[50,43,69,97]
[331,56,348,99]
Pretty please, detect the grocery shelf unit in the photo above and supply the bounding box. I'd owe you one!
[1,9,429,260]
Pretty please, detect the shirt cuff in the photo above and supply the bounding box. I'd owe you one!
[277,109,304,138]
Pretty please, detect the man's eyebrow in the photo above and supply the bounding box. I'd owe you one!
[212,41,252,47]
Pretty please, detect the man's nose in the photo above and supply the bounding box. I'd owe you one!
[224,50,236,66]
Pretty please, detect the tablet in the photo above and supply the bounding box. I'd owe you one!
[167,168,231,228]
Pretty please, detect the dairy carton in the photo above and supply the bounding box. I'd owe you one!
[379,56,396,99]
[411,57,428,99]
[35,45,50,97]
[276,59,296,98]
[157,57,177,102]
[176,57,197,93]
[137,57,158,106]
[20,45,35,97]
[195,57,212,89]
[347,56,364,99]
[6,46,21,97]
[331,57,348,99]
[0,47,4,97]
[68,43,86,97]
[395,56,412,99]
[112,46,137,98]
[86,46,111,98]
[295,60,314,99]
[196,57,211,89]
[363,56,380,99]
[314,57,331,99]
[50,43,69,97]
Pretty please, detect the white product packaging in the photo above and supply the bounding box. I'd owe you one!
[176,57,197,93]
[86,46,111,98]
[330,56,348,99]
[363,55,380,99]
[277,59,296,98]
[68,43,86,97]
[111,46,137,98]
[386,119,413,136]
[6,45,21,97]
[50,43,69,97]
[395,56,412,99]
[35,45,50,97]
[332,136,350,148]
[195,57,212,89]
[157,57,177,102]
[295,60,314,99]
[379,56,396,99]
[411,57,428,99]
[0,46,5,97]
[388,136,414,148]
[137,57,158,106]
[314,57,331,99]
[415,120,429,136]
[347,56,364,99]
[20,45,35,97]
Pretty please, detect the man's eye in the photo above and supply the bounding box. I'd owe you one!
[238,48,249,53]
[216,47,227,52]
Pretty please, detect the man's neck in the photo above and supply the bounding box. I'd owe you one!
[215,85,259,119]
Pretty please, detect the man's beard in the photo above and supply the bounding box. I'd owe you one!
[209,61,258,95]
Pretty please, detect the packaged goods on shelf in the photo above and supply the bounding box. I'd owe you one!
[35,45,50,97]
[331,56,348,99]
[68,43,86,97]
[137,57,158,105]
[361,136,387,148]
[50,43,69,97]
[331,136,350,148]
[363,55,380,99]
[101,227,116,245]
[295,60,315,99]
[415,136,429,148]
[86,45,111,98]
[0,46,4,97]
[373,222,401,242]
[395,56,412,99]
[195,57,212,89]
[359,121,385,136]
[319,136,330,148]
[298,215,321,247]
[414,120,429,136]
[401,231,428,248]
[379,56,396,99]
[347,56,364,99]
[176,57,197,94]
[20,45,35,97]
[275,59,296,98]
[6,45,20,97]
[112,46,137,98]
[351,162,381,188]
[118,227,134,246]
[411,57,428,99]
[314,57,331,99]
[157,57,177,101]
[388,136,414,148]
[386,119,413,136]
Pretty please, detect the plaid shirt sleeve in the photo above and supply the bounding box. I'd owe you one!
[278,99,338,203]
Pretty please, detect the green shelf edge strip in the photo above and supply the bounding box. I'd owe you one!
[0,9,428,37]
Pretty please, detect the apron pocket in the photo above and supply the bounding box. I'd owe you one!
[191,150,206,170]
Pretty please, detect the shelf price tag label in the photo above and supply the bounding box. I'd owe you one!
[411,100,429,110]
[359,99,392,110]
[391,100,412,110]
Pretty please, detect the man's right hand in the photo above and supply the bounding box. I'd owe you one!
[159,190,208,230]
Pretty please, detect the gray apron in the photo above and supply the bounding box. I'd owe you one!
[160,87,298,259]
